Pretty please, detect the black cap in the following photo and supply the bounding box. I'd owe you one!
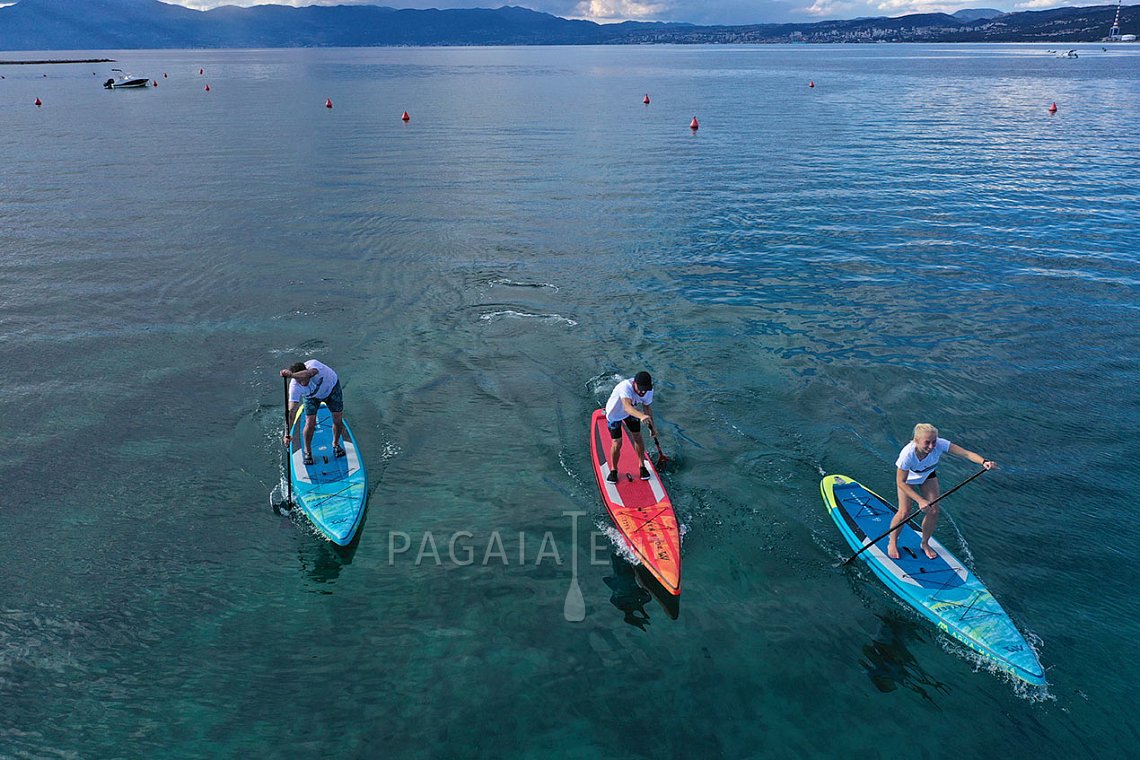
[634,371,653,391]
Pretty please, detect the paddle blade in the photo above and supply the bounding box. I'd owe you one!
[563,580,585,622]
[269,480,294,514]
[650,433,669,469]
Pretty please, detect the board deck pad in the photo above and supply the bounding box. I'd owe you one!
[290,402,368,546]
[589,409,681,595]
[821,474,1044,685]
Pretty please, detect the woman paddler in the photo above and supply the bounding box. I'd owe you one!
[889,423,997,560]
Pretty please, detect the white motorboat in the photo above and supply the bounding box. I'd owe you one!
[1047,49,1079,58]
[103,69,149,89]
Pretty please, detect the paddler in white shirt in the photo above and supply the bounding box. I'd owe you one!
[889,423,997,560]
[280,359,345,466]
[603,371,656,484]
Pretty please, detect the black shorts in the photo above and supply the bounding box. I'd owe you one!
[608,417,641,439]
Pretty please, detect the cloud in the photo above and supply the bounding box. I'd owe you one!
[802,0,975,17]
[800,0,860,17]
[570,0,673,20]
[872,0,963,14]
[1013,0,1069,8]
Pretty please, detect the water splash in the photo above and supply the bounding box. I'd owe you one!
[597,522,641,567]
[558,449,585,495]
[585,372,624,400]
[269,480,288,511]
[479,309,577,326]
[487,277,559,292]
[378,441,402,461]
[936,635,1054,702]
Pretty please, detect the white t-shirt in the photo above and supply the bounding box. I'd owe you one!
[605,378,653,423]
[895,437,951,484]
[289,359,338,403]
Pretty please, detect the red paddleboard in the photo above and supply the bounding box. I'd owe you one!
[589,409,681,595]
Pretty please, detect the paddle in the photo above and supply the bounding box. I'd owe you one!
[647,419,669,468]
[283,376,293,507]
[838,467,988,567]
[563,511,586,622]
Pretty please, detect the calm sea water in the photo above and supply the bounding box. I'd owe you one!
[2,44,1138,757]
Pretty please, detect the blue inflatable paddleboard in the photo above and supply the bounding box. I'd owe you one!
[821,474,1044,685]
[289,402,368,546]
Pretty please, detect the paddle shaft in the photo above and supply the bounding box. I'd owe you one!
[840,467,987,566]
[283,376,292,505]
[647,420,668,465]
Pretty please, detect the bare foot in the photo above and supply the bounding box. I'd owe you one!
[921,544,937,559]
[888,543,900,560]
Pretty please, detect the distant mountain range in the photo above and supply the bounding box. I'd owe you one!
[0,0,1134,51]
[952,8,1005,21]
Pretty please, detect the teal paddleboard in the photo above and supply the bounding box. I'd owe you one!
[821,474,1044,685]
[289,402,367,546]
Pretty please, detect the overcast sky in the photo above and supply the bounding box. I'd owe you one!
[164,0,1090,25]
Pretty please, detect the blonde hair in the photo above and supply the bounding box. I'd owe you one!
[913,423,939,440]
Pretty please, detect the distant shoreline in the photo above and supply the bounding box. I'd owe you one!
[0,58,114,65]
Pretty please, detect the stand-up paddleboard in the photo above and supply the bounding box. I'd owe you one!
[589,409,681,595]
[290,402,367,546]
[821,475,1044,685]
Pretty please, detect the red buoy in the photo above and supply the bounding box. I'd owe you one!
[643,93,650,104]
[34,97,42,107]
[152,80,158,87]
[326,98,333,109]
[401,110,410,121]
[1048,101,1058,113]
[204,84,210,92]
[809,80,815,88]
[690,116,699,130]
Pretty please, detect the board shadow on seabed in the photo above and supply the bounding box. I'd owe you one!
[861,612,951,705]
[275,498,366,585]
[604,552,680,627]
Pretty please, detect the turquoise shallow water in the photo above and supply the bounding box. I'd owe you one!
[2,44,1139,756]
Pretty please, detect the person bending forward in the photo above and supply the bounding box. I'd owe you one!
[604,371,656,483]
[281,359,345,466]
